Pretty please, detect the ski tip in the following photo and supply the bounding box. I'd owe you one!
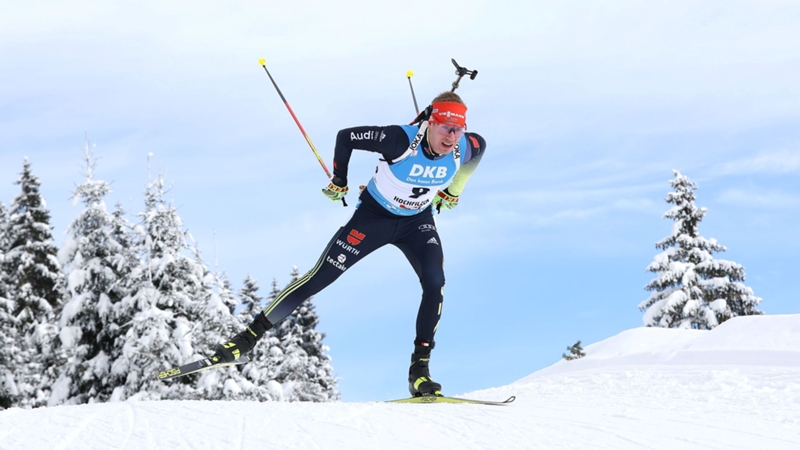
[258,58,266,66]
[407,70,414,78]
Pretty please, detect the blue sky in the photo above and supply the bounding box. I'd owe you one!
[2,1,799,401]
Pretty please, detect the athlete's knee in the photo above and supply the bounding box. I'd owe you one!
[420,269,445,294]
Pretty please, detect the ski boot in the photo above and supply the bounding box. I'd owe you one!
[212,313,272,363]
[408,341,442,397]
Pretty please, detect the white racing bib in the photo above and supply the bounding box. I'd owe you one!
[366,123,464,216]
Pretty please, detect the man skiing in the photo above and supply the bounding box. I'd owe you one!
[212,91,486,397]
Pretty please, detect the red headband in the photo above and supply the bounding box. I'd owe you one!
[430,101,467,127]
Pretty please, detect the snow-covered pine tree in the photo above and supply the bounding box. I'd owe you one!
[4,159,64,312]
[0,200,10,317]
[4,158,65,408]
[104,203,141,398]
[699,245,763,320]
[239,277,282,402]
[0,201,8,301]
[639,170,763,329]
[215,272,238,316]
[239,275,264,321]
[49,151,139,406]
[189,262,253,401]
[562,341,585,361]
[0,290,16,410]
[291,294,338,402]
[268,267,338,402]
[0,201,17,409]
[114,175,206,401]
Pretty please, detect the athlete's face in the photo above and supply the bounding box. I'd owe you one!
[428,120,465,155]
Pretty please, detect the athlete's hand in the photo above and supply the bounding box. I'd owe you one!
[322,176,348,202]
[432,188,459,213]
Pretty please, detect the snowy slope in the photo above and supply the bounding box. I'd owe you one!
[1,315,799,450]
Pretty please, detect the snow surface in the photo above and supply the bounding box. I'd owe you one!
[2,315,799,449]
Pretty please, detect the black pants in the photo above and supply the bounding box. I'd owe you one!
[261,191,445,344]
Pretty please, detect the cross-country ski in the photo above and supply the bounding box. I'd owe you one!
[157,355,251,381]
[386,395,516,406]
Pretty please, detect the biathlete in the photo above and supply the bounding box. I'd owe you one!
[212,91,486,397]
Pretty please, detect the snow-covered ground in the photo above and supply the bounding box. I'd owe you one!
[2,314,798,449]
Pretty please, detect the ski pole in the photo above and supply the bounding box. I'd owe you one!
[258,58,346,207]
[407,70,420,115]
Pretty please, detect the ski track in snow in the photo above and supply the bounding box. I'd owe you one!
[117,403,135,450]
[2,316,800,449]
[2,367,797,450]
[237,414,246,450]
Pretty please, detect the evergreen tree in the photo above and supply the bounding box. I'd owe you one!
[4,158,64,408]
[114,175,206,400]
[49,152,138,406]
[215,271,238,316]
[0,201,18,409]
[0,291,16,410]
[5,159,63,312]
[562,341,586,361]
[268,267,338,402]
[189,264,253,401]
[0,201,8,302]
[239,275,264,320]
[105,203,141,400]
[291,296,338,401]
[639,170,763,329]
[239,277,282,402]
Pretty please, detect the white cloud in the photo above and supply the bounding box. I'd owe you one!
[714,149,800,176]
[716,188,800,209]
[527,198,658,227]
